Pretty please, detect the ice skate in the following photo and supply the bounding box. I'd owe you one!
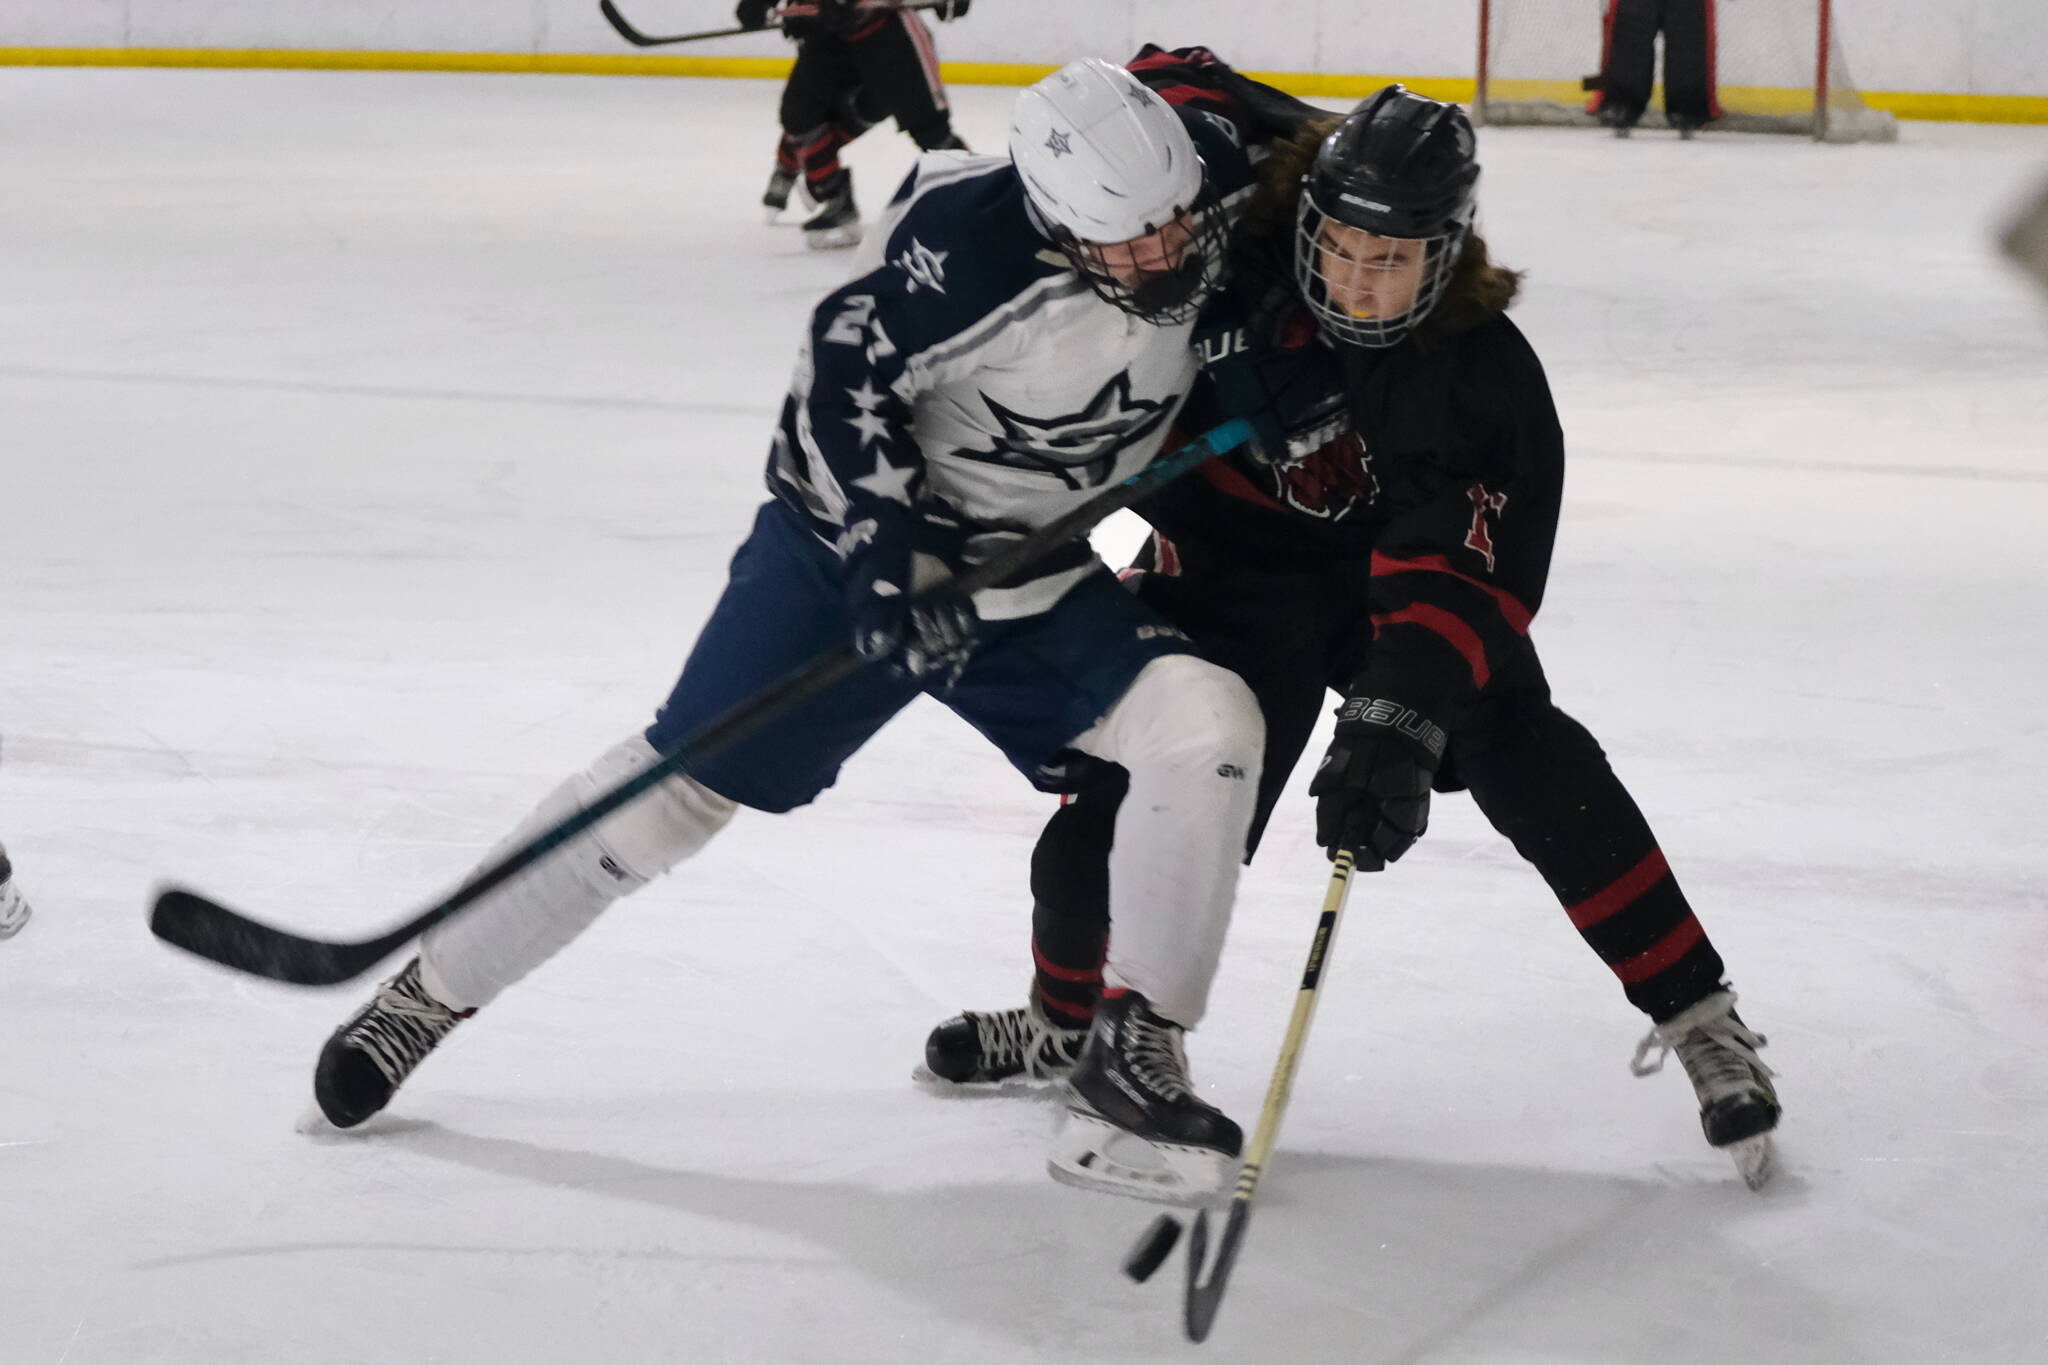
[1632,987,1780,1189]
[761,166,809,223]
[313,957,472,1129]
[802,187,861,250]
[1598,105,1639,139]
[916,985,1087,1088]
[1669,114,1704,141]
[1048,990,1241,1205]
[0,843,29,940]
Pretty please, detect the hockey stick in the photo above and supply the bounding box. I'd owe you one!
[598,0,944,48]
[1178,848,1361,1342]
[149,418,1255,986]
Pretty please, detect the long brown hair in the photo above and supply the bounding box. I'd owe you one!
[1247,116,1523,339]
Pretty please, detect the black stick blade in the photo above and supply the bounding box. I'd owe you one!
[1182,1202,1252,1343]
[1123,1213,1183,1284]
[150,888,406,986]
[596,0,662,46]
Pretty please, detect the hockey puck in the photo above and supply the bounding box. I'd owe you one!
[1121,1213,1183,1283]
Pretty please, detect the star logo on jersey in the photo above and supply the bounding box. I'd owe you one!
[976,371,1173,490]
[851,449,918,505]
[1044,128,1073,158]
[895,238,948,294]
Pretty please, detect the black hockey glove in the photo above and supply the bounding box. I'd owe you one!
[850,580,979,681]
[934,0,972,19]
[734,0,776,30]
[844,514,980,682]
[1308,695,1448,867]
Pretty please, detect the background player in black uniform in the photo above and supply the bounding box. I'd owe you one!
[736,0,970,248]
[922,58,1783,1187]
[1590,0,1717,138]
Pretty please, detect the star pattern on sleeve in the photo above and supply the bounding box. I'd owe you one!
[847,407,893,448]
[851,448,919,505]
[844,380,895,449]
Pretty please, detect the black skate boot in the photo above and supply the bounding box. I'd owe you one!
[1048,990,1241,1205]
[1632,987,1780,1188]
[0,842,29,940]
[762,166,796,219]
[802,185,861,250]
[1668,113,1705,140]
[919,986,1087,1086]
[1598,104,1640,138]
[313,957,472,1129]
[762,165,813,223]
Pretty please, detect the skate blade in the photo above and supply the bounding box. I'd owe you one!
[803,224,862,251]
[1045,1108,1232,1208]
[1726,1133,1775,1190]
[294,1102,347,1136]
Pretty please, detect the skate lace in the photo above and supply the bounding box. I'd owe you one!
[973,1006,1084,1079]
[1630,990,1777,1105]
[343,964,467,1088]
[1124,1013,1193,1103]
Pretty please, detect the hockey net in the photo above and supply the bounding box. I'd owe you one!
[1475,0,1897,143]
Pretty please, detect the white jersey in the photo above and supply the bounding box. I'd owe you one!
[767,122,1253,620]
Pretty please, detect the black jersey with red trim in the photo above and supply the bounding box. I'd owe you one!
[1126,45,1387,567]
[1126,43,1329,145]
[1127,44,1567,725]
[1338,313,1565,727]
[1143,233,1386,568]
[1149,272,1566,731]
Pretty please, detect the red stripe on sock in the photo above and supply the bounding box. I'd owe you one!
[1033,942,1104,984]
[1612,913,1705,984]
[1565,848,1671,929]
[1039,992,1096,1024]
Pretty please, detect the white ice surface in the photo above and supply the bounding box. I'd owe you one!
[3,69,2047,1365]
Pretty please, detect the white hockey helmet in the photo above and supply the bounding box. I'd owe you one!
[1009,58,1202,244]
[1008,59,1225,323]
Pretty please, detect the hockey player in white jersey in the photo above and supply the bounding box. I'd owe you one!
[311,60,1264,1205]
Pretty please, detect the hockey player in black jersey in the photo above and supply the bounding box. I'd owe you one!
[312,59,1273,1206]
[922,60,1782,1189]
[737,0,971,248]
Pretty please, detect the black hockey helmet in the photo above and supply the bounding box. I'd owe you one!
[1295,86,1481,346]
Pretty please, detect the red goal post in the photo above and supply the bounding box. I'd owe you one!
[1474,0,1897,142]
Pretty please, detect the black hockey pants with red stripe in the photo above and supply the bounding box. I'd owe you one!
[1026,561,1727,1030]
[772,11,958,203]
